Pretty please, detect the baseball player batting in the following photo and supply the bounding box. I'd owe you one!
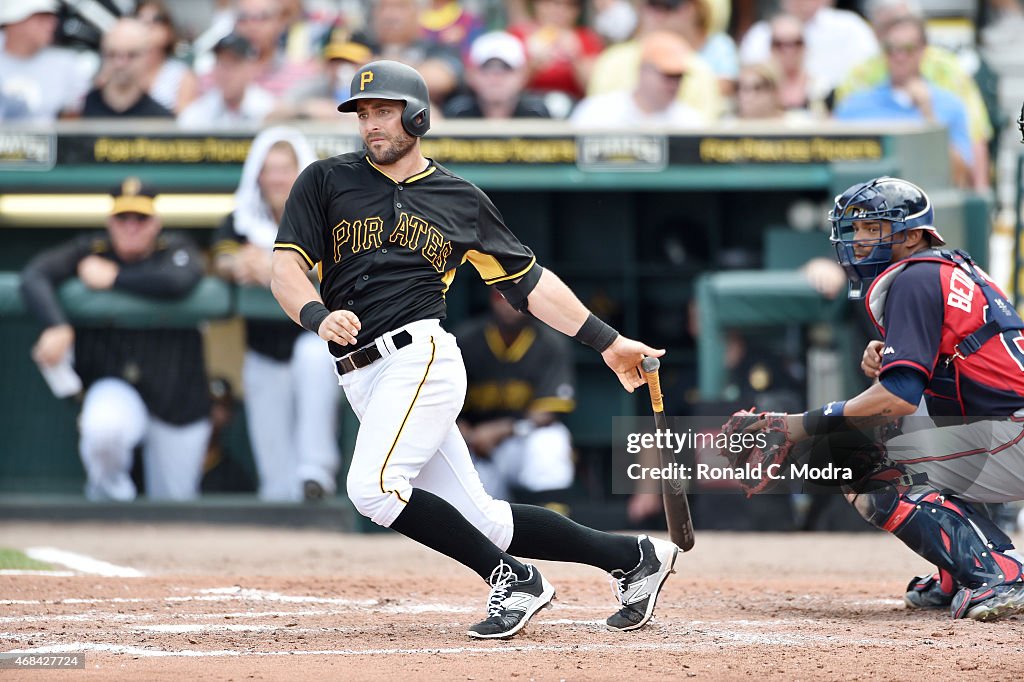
[271,60,679,639]
[723,177,1024,620]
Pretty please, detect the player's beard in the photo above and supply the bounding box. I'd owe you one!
[364,130,417,166]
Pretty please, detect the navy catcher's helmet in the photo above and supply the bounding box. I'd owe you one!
[337,60,431,137]
[828,177,945,299]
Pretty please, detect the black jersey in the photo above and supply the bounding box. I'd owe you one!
[80,89,174,118]
[274,152,536,355]
[213,212,302,362]
[457,318,576,425]
[20,232,210,424]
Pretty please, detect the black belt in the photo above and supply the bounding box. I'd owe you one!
[335,330,413,375]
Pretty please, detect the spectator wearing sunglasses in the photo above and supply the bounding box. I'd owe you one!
[738,0,877,97]
[651,0,737,96]
[588,0,723,120]
[835,0,992,192]
[731,63,783,120]
[572,31,705,128]
[767,14,827,116]
[833,16,974,188]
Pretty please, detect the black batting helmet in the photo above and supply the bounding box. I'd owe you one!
[337,60,431,137]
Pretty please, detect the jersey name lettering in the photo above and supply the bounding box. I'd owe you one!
[390,211,453,273]
[946,267,975,313]
[333,217,384,261]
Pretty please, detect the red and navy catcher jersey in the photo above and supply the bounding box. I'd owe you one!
[866,251,1024,417]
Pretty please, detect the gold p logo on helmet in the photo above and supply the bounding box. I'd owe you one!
[360,70,374,91]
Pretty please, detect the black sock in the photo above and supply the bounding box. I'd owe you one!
[506,504,640,573]
[389,488,530,581]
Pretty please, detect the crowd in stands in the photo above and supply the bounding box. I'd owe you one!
[1,0,1016,188]
[6,0,1022,506]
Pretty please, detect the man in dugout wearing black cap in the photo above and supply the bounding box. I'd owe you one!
[20,178,212,501]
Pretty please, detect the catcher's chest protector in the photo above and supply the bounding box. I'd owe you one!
[865,249,1024,417]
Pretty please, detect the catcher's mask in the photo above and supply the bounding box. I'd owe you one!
[828,177,944,299]
[337,60,431,138]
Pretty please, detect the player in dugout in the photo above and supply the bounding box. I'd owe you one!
[457,289,576,503]
[20,178,211,502]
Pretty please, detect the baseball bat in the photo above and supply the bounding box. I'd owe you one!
[641,356,695,551]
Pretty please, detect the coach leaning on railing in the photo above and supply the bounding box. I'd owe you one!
[15,179,217,503]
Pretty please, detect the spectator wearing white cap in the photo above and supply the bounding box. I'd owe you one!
[444,31,551,119]
[0,0,94,121]
[572,31,705,128]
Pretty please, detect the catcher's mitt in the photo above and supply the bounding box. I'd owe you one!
[719,408,795,496]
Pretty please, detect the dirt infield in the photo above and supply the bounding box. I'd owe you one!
[1,522,1023,681]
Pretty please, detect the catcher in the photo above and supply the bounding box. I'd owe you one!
[722,176,1024,621]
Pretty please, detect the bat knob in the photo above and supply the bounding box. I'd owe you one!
[641,356,660,373]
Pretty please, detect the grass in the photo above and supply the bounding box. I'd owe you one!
[0,548,54,571]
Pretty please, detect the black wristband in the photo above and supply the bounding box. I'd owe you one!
[802,402,848,436]
[574,313,619,352]
[299,301,331,333]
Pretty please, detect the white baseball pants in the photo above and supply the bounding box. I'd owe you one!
[243,331,342,501]
[886,417,1024,503]
[341,319,515,551]
[79,378,211,501]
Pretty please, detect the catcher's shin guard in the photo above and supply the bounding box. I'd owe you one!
[852,488,1023,590]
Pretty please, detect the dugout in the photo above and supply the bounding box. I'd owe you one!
[0,120,990,529]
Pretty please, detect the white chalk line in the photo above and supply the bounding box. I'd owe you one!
[850,599,905,607]
[135,624,298,634]
[0,597,150,606]
[24,547,144,578]
[0,585,915,625]
[0,611,896,639]
[0,609,345,625]
[4,627,937,659]
[166,587,377,606]
[0,614,915,650]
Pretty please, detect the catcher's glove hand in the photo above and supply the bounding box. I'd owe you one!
[719,408,795,496]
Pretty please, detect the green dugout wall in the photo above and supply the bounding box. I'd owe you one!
[0,121,990,494]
